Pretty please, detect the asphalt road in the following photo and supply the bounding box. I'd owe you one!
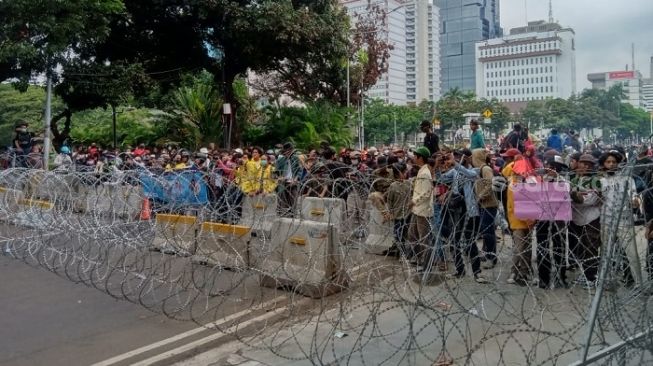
[0,255,197,366]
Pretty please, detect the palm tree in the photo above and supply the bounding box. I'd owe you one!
[171,83,224,148]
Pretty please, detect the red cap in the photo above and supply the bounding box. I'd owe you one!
[501,148,521,158]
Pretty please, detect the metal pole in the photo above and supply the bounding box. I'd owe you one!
[579,167,634,362]
[43,75,52,171]
[112,104,117,149]
[393,113,397,147]
[346,60,350,110]
[649,111,652,136]
[361,93,365,148]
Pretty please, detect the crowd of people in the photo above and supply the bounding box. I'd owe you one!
[4,118,653,290]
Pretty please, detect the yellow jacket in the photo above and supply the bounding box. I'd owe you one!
[501,161,534,230]
[259,165,277,194]
[240,160,262,194]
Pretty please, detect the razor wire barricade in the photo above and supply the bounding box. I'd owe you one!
[0,166,652,365]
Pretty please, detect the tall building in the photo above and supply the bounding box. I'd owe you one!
[475,21,576,110]
[642,56,653,112]
[436,0,501,94]
[342,0,407,105]
[405,0,441,104]
[588,70,645,110]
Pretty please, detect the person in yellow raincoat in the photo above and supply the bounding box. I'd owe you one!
[502,150,536,286]
[239,147,263,196]
[257,154,277,194]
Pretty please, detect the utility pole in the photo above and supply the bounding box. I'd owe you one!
[43,74,52,171]
[112,104,117,149]
[393,112,397,146]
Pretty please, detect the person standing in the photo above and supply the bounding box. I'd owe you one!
[534,155,569,289]
[599,151,640,288]
[420,120,439,155]
[569,154,602,288]
[547,129,563,152]
[383,163,412,257]
[472,149,499,271]
[469,120,485,150]
[503,153,536,286]
[275,142,303,217]
[407,147,433,268]
[13,120,33,168]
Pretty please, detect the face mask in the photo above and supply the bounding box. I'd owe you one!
[260,160,267,167]
[352,159,359,165]
[19,128,27,133]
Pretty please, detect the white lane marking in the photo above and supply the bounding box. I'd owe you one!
[93,253,384,365]
[130,306,289,366]
[90,295,286,366]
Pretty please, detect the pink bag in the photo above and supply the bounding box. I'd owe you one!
[513,181,572,221]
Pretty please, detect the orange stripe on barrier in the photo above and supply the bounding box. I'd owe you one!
[289,236,306,246]
[18,199,54,209]
[200,222,250,236]
[310,209,325,216]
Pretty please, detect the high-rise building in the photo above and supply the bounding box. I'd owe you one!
[588,70,645,110]
[405,0,441,104]
[436,0,501,94]
[342,0,407,105]
[475,21,576,110]
[642,56,653,112]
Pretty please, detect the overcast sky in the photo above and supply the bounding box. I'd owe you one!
[501,0,653,90]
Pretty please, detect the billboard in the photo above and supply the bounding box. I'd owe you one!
[609,71,635,80]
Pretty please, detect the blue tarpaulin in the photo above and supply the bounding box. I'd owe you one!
[141,170,208,205]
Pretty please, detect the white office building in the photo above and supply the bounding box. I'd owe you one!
[474,21,576,107]
[588,70,645,110]
[642,56,653,112]
[405,0,440,104]
[342,0,407,105]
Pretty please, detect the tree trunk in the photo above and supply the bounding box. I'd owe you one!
[50,108,72,152]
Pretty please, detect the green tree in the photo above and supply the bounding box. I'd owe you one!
[0,84,64,146]
[435,88,480,131]
[70,108,166,148]
[363,99,423,146]
[0,0,124,89]
[255,102,352,150]
[167,80,224,150]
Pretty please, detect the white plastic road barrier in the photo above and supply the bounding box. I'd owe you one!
[242,194,278,254]
[73,184,92,213]
[13,197,55,228]
[112,185,142,220]
[193,222,251,270]
[364,200,394,255]
[83,184,114,218]
[0,187,25,221]
[256,218,349,298]
[300,197,346,226]
[241,194,277,230]
[151,214,198,255]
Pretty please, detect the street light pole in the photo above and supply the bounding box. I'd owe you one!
[112,104,117,149]
[393,112,397,146]
[43,74,52,171]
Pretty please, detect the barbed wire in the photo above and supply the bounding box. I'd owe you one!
[0,164,652,365]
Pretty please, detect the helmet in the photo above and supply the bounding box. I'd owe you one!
[60,146,70,154]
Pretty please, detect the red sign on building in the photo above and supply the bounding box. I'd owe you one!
[608,71,635,80]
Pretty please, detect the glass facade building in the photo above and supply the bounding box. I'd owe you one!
[436,0,501,93]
